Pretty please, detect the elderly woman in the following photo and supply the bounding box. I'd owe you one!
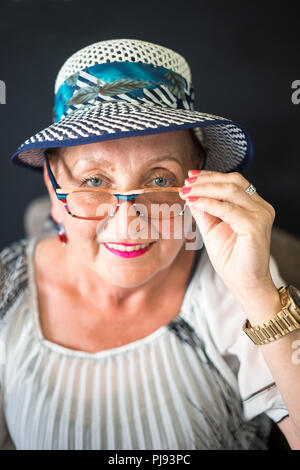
[1,38,300,451]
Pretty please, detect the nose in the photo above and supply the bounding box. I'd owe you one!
[114,197,145,224]
[101,197,148,240]
[112,196,142,218]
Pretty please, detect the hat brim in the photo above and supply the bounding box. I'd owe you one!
[11,101,253,173]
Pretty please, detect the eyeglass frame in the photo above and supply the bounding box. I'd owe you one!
[44,153,188,221]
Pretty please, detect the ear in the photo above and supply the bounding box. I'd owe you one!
[43,160,63,223]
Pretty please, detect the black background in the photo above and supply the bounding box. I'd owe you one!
[0,0,299,250]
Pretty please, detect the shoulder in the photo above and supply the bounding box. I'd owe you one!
[0,239,29,321]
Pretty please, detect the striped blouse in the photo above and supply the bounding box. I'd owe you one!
[0,235,288,450]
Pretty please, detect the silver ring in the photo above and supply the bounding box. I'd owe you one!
[245,183,256,196]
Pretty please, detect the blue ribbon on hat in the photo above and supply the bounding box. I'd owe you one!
[53,61,193,123]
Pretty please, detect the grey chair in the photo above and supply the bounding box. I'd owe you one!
[24,195,56,239]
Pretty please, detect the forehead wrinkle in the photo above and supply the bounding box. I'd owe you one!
[147,155,185,168]
[72,157,116,173]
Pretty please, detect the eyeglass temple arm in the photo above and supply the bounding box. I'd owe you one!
[44,152,62,192]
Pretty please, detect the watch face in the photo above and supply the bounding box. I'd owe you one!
[288,285,300,312]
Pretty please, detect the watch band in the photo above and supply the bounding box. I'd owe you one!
[243,286,300,345]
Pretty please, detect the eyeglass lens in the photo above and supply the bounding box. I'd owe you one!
[66,191,185,220]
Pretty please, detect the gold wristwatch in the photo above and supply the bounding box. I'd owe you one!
[243,285,300,345]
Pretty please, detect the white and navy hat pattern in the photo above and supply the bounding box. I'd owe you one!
[11,39,253,173]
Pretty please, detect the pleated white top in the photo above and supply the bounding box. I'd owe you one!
[0,236,288,450]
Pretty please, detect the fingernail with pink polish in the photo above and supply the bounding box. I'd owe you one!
[185,176,197,184]
[180,186,191,195]
[189,170,202,175]
[187,196,199,202]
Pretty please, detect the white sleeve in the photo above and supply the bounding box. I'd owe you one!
[228,323,289,423]
[198,251,289,423]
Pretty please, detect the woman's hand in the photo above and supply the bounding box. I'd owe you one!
[179,170,277,303]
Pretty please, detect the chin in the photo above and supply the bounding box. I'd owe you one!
[101,268,159,288]
[97,250,163,284]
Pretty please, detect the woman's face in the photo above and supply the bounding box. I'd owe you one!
[44,129,204,288]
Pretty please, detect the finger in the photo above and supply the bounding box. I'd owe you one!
[179,182,260,211]
[185,170,263,205]
[186,170,249,189]
[185,197,257,233]
[187,170,244,181]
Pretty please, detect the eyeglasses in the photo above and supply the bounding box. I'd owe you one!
[44,154,187,221]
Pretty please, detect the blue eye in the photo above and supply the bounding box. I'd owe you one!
[89,177,102,187]
[154,176,168,187]
[81,176,103,187]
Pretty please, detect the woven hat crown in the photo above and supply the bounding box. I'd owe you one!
[51,38,204,145]
[54,38,192,95]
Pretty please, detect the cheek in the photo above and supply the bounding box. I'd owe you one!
[157,239,184,261]
[63,218,99,243]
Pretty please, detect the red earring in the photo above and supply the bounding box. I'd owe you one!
[50,216,68,245]
[57,225,68,245]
